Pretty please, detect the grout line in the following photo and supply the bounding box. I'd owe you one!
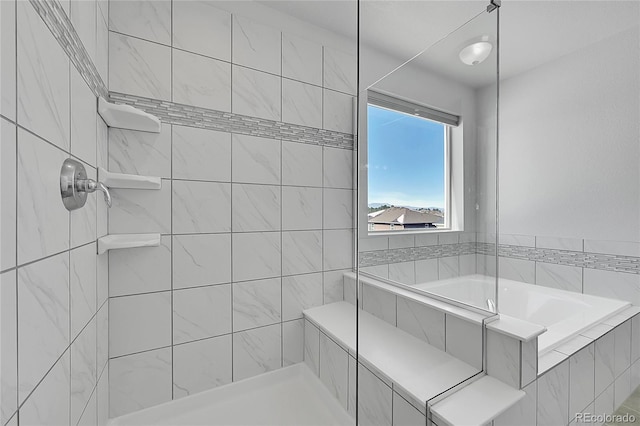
[106,30,353,97]
[169,0,175,403]
[0,113,16,125]
[10,243,90,274]
[13,0,19,416]
[93,40,101,422]
[229,12,234,383]
[68,50,73,420]
[107,266,349,300]
[75,377,98,425]
[110,319,291,362]
[13,121,72,159]
[279,29,284,367]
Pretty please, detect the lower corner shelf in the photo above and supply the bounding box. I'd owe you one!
[97,233,161,254]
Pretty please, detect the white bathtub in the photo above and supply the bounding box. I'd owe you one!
[414,274,630,355]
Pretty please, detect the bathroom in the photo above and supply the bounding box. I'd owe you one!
[0,0,638,425]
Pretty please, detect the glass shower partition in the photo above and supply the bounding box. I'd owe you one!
[353,2,500,424]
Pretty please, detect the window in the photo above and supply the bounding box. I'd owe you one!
[366,91,458,233]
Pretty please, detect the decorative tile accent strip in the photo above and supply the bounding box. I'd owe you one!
[29,0,107,98]
[497,244,640,275]
[479,242,640,275]
[109,92,355,150]
[359,243,477,267]
[362,242,640,275]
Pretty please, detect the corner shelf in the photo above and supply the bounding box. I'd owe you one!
[98,97,161,133]
[98,168,161,190]
[98,233,161,255]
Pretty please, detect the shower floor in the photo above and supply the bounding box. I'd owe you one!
[107,363,352,426]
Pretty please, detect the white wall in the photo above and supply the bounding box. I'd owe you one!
[498,26,640,242]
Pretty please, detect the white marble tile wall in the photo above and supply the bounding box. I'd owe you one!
[108,2,355,133]
[358,232,479,289]
[487,330,521,389]
[109,348,172,418]
[396,297,445,350]
[355,278,483,371]
[173,335,232,399]
[106,0,356,418]
[486,329,538,391]
[497,233,640,307]
[0,0,110,424]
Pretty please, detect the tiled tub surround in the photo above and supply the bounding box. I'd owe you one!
[344,272,488,371]
[359,233,640,306]
[106,0,357,418]
[306,275,532,425]
[1,0,110,424]
[345,272,640,425]
[492,308,640,426]
[414,275,630,357]
[358,232,480,283]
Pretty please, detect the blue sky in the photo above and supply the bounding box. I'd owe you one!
[367,104,445,208]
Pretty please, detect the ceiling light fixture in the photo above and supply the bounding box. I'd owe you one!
[459,41,493,66]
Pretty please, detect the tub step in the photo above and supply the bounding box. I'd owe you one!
[431,375,525,426]
[303,302,480,408]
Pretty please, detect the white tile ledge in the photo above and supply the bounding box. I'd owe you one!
[602,306,640,327]
[304,302,480,405]
[431,376,525,426]
[537,307,640,374]
[345,272,492,325]
[485,314,546,342]
[538,350,569,375]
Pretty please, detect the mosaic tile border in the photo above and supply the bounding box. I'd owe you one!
[494,243,640,275]
[29,0,108,98]
[108,92,355,150]
[358,243,477,267]
[361,242,640,274]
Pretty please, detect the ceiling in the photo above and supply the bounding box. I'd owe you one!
[259,0,639,88]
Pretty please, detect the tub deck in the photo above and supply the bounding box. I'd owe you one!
[414,274,630,355]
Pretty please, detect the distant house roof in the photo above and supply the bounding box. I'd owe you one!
[367,209,386,219]
[368,207,442,225]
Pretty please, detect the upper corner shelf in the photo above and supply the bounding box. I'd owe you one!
[98,97,161,133]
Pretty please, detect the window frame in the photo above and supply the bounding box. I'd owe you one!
[360,90,460,237]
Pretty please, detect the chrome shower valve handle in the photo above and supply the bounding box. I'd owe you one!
[76,179,112,207]
[60,158,112,211]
